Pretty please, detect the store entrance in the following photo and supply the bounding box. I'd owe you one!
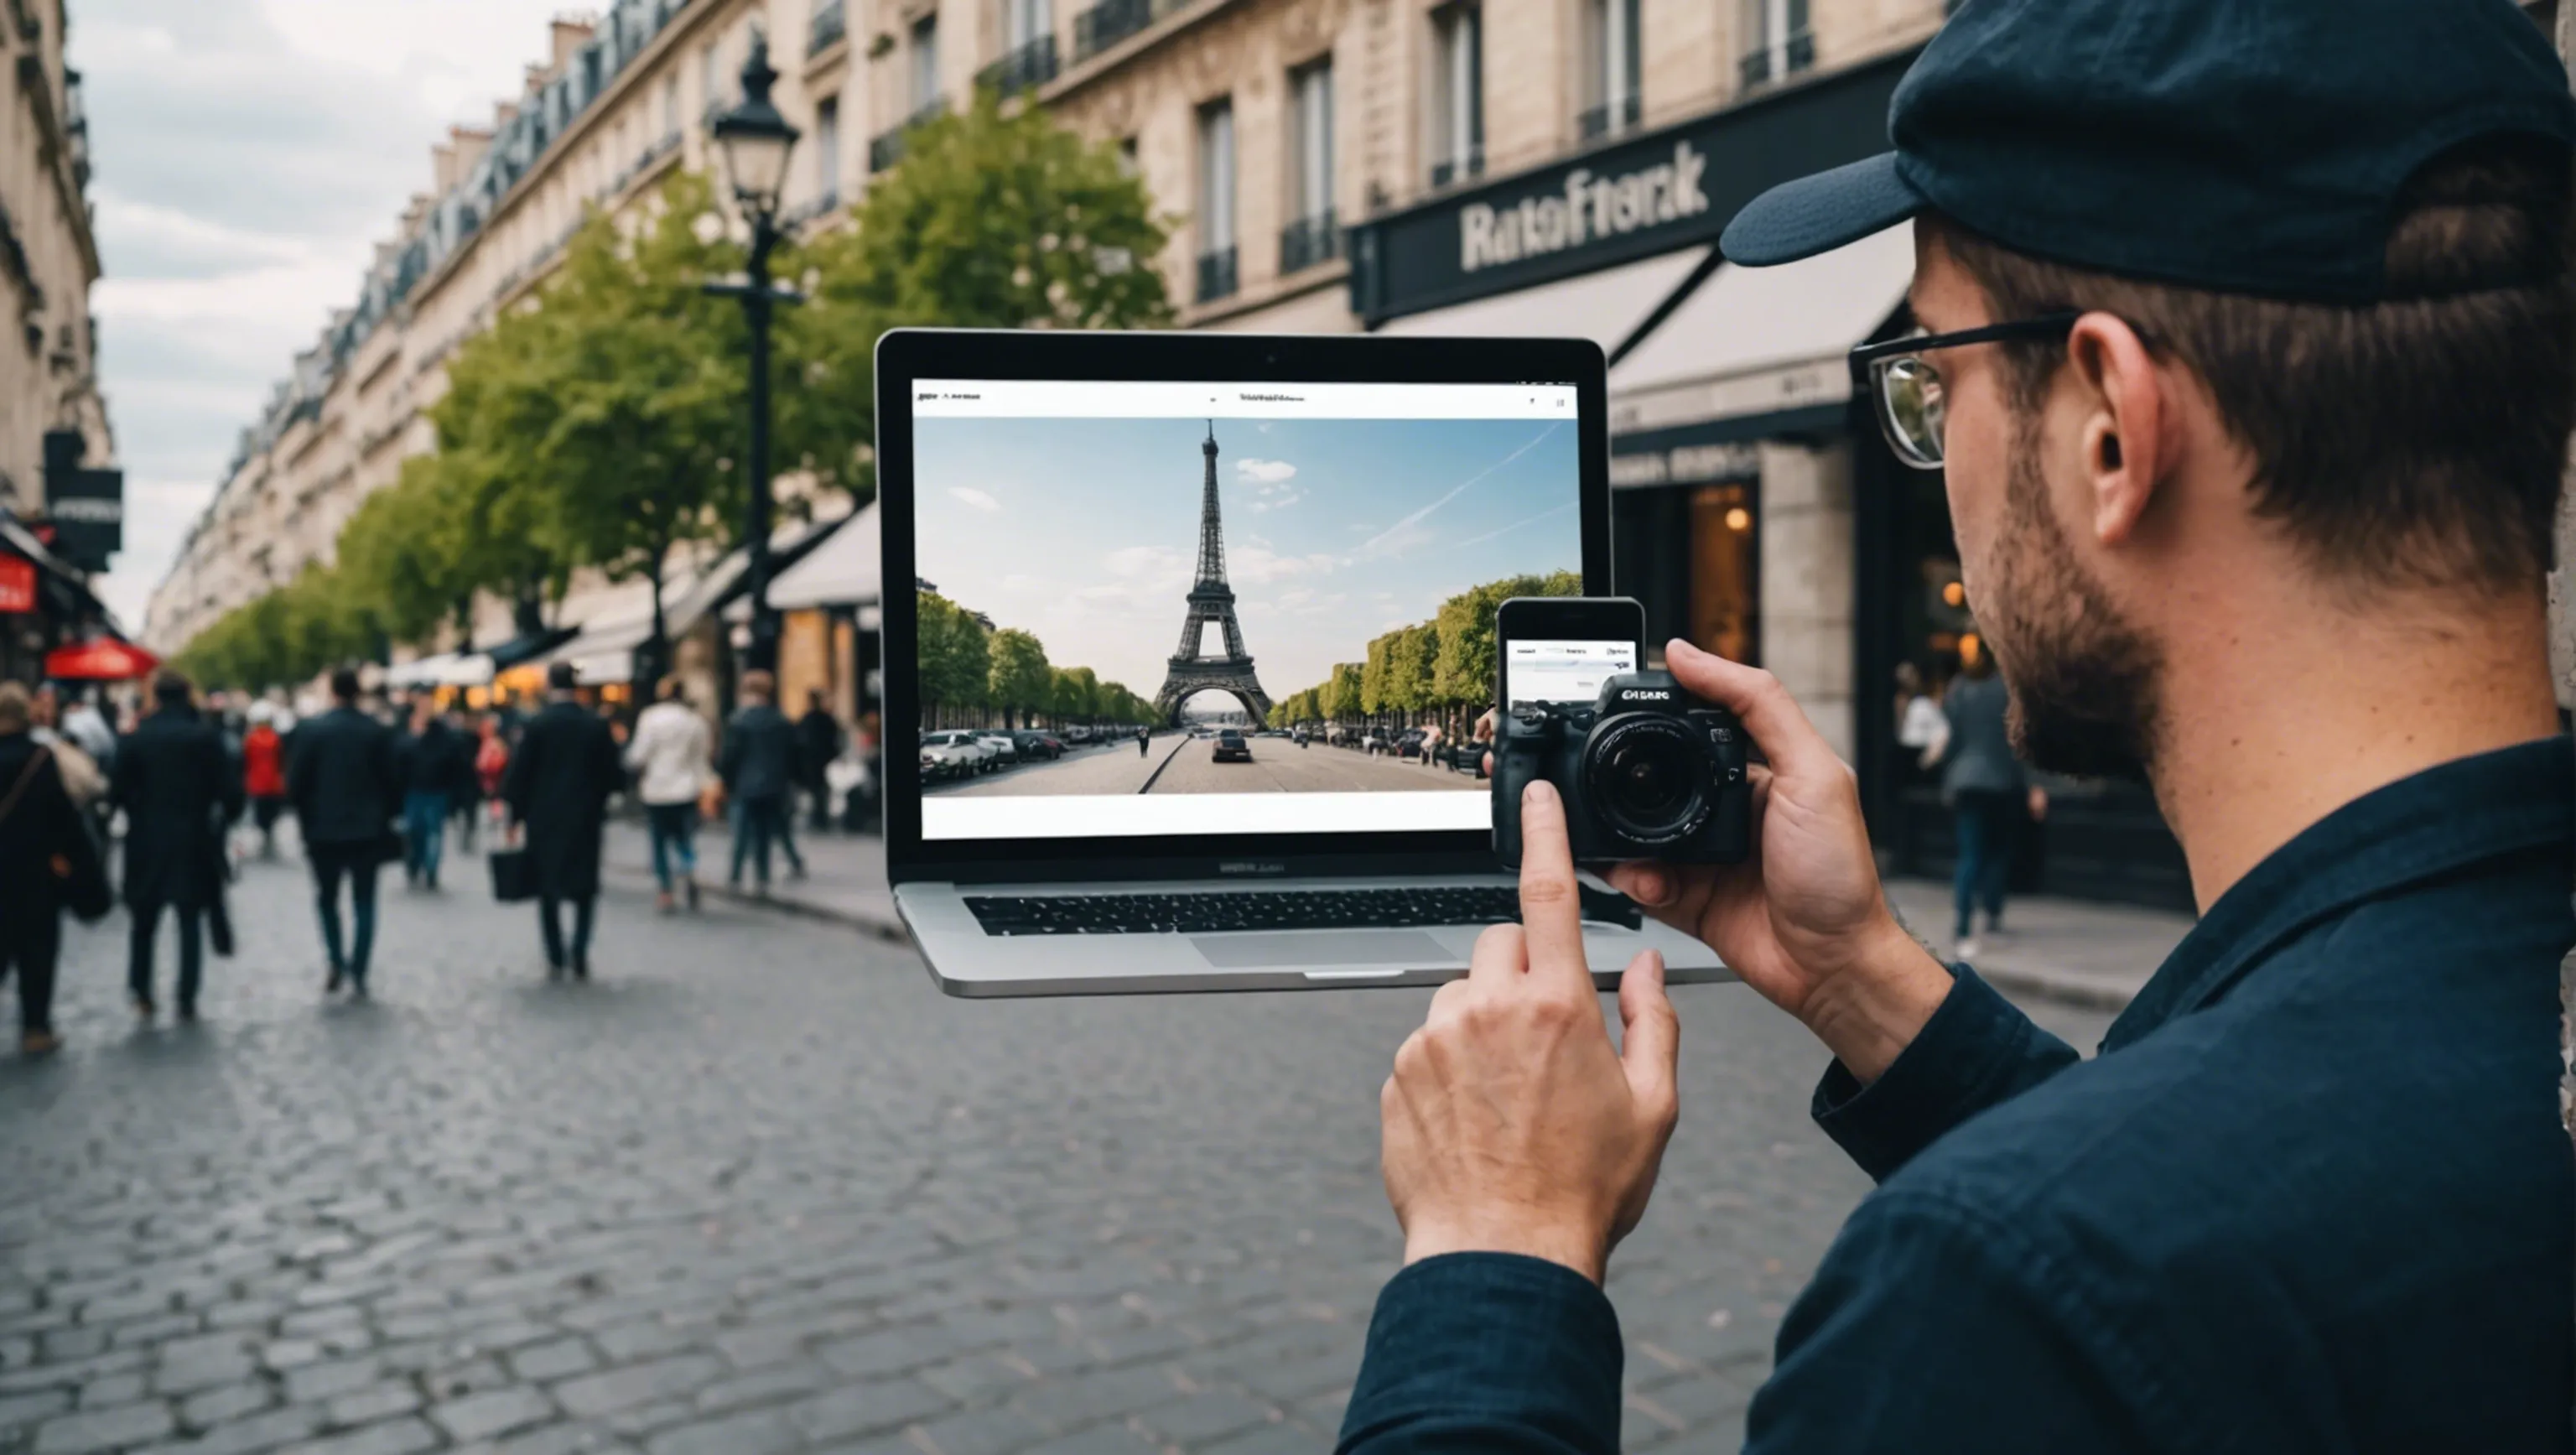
[1852,421,2195,914]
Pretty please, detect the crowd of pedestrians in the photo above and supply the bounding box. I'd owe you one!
[0,657,882,1057]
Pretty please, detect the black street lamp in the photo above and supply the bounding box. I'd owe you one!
[709,28,801,675]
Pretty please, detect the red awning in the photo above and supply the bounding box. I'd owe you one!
[45,637,158,681]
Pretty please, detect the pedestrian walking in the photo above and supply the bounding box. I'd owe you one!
[795,689,841,834]
[397,702,465,890]
[475,715,509,837]
[502,661,623,980]
[719,670,805,891]
[0,683,98,1055]
[112,671,242,1023]
[626,677,714,913]
[288,668,401,997]
[1931,647,2045,960]
[242,705,288,859]
[1138,727,1149,758]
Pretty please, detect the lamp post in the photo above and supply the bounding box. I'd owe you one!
[709,29,800,675]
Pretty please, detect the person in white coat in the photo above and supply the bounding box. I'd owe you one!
[625,677,714,913]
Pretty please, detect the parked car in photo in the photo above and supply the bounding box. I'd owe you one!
[922,730,999,774]
[1396,730,1429,761]
[919,733,984,781]
[976,733,1021,766]
[1010,730,1065,761]
[1065,725,1094,745]
[1212,729,1252,762]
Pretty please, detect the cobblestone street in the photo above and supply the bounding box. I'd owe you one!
[1,844,2114,1455]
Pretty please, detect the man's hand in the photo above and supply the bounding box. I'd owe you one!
[1603,640,1952,1083]
[1379,779,1680,1285]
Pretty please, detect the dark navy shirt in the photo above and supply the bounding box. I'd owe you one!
[1339,738,2574,1453]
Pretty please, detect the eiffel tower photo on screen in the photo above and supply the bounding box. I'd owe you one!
[909,403,1583,802]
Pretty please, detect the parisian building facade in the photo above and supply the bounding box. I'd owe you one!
[0,0,108,518]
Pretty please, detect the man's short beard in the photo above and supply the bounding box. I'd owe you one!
[1977,421,2163,783]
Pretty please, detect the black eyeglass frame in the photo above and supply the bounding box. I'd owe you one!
[1847,310,2086,469]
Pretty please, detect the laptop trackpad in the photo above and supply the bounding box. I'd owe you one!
[1192,930,1448,968]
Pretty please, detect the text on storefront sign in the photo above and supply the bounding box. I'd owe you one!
[1460,142,1709,273]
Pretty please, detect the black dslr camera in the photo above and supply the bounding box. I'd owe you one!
[1492,670,1753,868]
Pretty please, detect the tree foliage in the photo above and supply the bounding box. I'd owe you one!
[1271,572,1584,727]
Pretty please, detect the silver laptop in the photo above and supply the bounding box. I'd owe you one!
[876,328,1729,997]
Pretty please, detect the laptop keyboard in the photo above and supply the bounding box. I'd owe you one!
[962,886,1639,936]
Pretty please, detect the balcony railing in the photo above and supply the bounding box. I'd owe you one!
[1739,31,1815,90]
[869,100,948,172]
[1074,0,1197,60]
[809,0,848,56]
[977,34,1061,97]
[1430,148,1484,190]
[1279,210,1339,274]
[1195,246,1238,304]
[1576,93,1642,143]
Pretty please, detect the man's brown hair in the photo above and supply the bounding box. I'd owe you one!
[1929,136,2574,596]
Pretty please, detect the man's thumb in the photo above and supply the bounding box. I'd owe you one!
[1618,949,1680,1115]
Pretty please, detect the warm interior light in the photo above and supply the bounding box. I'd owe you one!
[1941,580,1965,607]
[1723,507,1752,533]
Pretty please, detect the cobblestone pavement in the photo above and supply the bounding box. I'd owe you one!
[1,845,2114,1455]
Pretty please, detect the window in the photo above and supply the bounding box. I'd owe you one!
[911,15,940,111]
[1116,135,1139,177]
[1429,4,1482,187]
[701,41,722,114]
[815,96,842,200]
[1740,0,1812,89]
[1283,60,1337,273]
[1005,0,1051,49]
[661,73,680,139]
[1197,99,1237,301]
[1581,0,1642,139]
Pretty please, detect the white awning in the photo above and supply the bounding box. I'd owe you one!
[546,617,653,686]
[1372,246,1713,356]
[1608,225,1914,441]
[763,502,880,612]
[385,652,496,689]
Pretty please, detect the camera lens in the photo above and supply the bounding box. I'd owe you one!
[1582,715,1713,846]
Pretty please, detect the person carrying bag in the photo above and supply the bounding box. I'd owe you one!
[0,683,106,1055]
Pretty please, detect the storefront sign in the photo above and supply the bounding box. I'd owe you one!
[1349,50,1910,325]
[0,555,34,613]
[41,429,122,573]
[1461,143,1708,273]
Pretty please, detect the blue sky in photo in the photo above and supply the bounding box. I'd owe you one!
[913,415,1581,702]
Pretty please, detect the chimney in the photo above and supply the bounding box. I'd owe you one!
[549,16,595,74]
[449,125,492,174]
[433,140,459,191]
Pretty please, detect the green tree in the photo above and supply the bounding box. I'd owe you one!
[1433,570,1581,708]
[917,590,989,720]
[1361,632,1392,720]
[528,172,747,673]
[1388,624,1440,722]
[1323,663,1363,724]
[779,90,1174,504]
[986,628,1052,728]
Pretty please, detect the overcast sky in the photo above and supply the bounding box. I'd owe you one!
[913,416,1581,704]
[72,0,570,629]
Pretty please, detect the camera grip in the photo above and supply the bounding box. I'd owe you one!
[1489,746,1545,870]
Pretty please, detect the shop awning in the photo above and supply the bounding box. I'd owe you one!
[385,652,496,689]
[1607,225,1914,448]
[45,637,158,681]
[762,502,879,612]
[548,617,654,687]
[1372,246,1715,357]
[486,625,578,670]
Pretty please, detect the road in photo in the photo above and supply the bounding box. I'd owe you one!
[1146,736,1480,795]
[926,734,1485,797]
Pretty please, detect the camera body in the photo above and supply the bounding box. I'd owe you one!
[1492,669,1753,867]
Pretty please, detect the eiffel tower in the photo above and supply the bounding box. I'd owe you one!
[1154,423,1274,727]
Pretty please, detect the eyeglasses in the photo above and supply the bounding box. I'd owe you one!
[1848,312,2083,470]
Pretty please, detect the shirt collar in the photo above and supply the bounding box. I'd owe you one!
[2108,735,2573,1047]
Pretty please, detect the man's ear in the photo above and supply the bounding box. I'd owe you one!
[2063,314,2167,547]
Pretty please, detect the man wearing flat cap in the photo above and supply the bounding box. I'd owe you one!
[1337,0,2576,1449]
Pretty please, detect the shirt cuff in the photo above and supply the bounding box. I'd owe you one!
[1810,964,2053,1182]
[1338,1252,1623,1453]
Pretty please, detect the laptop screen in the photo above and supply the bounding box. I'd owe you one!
[909,377,1582,842]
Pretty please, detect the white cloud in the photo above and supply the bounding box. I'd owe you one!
[1235,458,1297,486]
[948,486,1002,513]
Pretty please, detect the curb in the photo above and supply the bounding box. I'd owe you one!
[602,862,912,944]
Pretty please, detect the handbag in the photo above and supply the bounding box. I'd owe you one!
[488,844,538,903]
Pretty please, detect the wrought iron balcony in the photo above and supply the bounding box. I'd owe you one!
[977,34,1061,98]
[1279,210,1339,274]
[1430,148,1484,190]
[869,100,947,173]
[1074,0,1171,60]
[1576,94,1642,143]
[809,0,848,56]
[1739,31,1815,90]
[1195,245,1238,304]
